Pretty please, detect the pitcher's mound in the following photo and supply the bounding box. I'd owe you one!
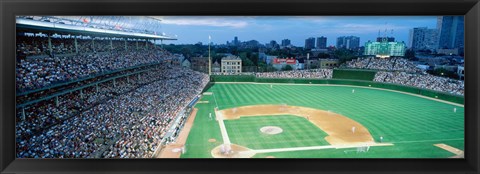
[260,126,283,135]
[208,139,217,143]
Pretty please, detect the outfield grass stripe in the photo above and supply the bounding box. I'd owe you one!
[183,83,464,158]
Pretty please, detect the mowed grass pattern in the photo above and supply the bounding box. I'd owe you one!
[181,83,464,158]
[224,115,330,150]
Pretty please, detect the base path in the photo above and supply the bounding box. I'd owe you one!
[215,108,231,145]
[210,104,394,158]
[434,143,464,158]
[219,104,382,146]
[155,108,198,158]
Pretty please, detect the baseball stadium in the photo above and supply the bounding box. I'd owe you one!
[14,16,464,159]
[158,69,464,158]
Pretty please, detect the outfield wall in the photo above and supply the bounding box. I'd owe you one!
[210,75,464,105]
[332,69,377,81]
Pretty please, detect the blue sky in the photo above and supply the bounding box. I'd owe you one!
[156,16,438,47]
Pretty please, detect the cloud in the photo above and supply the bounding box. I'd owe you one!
[321,23,410,35]
[155,16,248,28]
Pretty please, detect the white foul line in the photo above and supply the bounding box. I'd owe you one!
[215,110,231,145]
[250,143,393,154]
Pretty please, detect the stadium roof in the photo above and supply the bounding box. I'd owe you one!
[16,16,177,40]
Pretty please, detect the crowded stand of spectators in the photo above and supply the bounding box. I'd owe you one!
[346,57,421,73]
[16,48,174,92]
[17,35,155,57]
[346,57,464,95]
[374,71,464,96]
[16,66,209,158]
[211,72,256,76]
[17,35,55,56]
[255,69,333,79]
[15,63,163,105]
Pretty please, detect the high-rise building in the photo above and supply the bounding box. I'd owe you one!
[408,27,438,51]
[281,39,291,47]
[437,16,464,49]
[304,37,315,49]
[316,36,327,49]
[336,36,360,50]
[233,36,239,46]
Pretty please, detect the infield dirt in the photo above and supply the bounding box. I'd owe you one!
[155,108,198,158]
[218,105,378,146]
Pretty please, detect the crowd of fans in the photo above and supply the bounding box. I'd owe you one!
[15,66,152,104]
[17,35,155,57]
[346,57,464,95]
[346,57,420,73]
[16,48,174,92]
[374,71,464,96]
[255,69,333,79]
[16,66,209,158]
[15,34,464,159]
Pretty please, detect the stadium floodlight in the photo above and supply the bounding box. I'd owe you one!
[209,35,212,76]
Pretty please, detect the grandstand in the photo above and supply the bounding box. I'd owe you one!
[211,57,464,96]
[15,16,210,158]
[15,16,465,159]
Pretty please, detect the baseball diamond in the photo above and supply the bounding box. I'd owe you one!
[164,82,464,158]
[13,16,467,160]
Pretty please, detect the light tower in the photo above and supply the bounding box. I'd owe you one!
[209,35,211,75]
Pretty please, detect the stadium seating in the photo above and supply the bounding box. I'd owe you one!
[16,36,210,158]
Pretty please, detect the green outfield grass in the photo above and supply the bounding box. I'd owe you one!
[180,83,464,158]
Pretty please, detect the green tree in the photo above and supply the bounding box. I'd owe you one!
[283,65,293,71]
[181,47,192,58]
[212,54,223,64]
[334,48,356,64]
[317,53,330,58]
[405,49,415,60]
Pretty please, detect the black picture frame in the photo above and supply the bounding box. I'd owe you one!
[1,0,479,173]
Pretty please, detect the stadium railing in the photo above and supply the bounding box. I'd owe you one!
[151,95,201,158]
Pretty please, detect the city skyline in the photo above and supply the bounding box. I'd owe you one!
[158,16,439,47]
